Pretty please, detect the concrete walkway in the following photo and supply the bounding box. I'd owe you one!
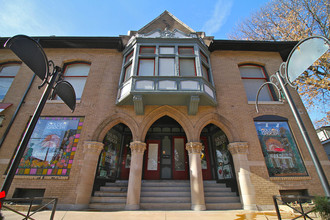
[1,210,321,220]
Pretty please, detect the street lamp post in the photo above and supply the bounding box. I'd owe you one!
[0,35,76,197]
[256,36,330,197]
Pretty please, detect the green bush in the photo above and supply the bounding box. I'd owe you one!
[314,196,330,220]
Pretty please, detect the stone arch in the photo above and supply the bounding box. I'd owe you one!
[140,105,194,141]
[194,112,241,143]
[92,112,139,142]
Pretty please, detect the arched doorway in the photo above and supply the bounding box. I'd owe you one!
[143,116,189,180]
[93,123,132,190]
[200,124,238,192]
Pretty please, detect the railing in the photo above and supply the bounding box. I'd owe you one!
[1,197,58,220]
[273,195,325,220]
[117,76,216,104]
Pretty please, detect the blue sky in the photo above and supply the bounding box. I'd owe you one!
[0,0,269,39]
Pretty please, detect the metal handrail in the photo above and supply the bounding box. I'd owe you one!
[1,197,58,220]
[272,195,328,220]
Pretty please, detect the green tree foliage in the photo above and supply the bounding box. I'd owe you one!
[229,0,330,128]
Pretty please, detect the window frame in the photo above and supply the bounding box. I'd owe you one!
[120,43,213,83]
[137,58,155,76]
[57,61,91,101]
[0,61,21,100]
[254,117,308,177]
[239,64,276,101]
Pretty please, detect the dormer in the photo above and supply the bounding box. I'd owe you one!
[117,11,216,115]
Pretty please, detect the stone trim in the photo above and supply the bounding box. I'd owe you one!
[130,141,146,153]
[270,176,312,181]
[186,142,203,154]
[8,175,69,180]
[228,142,249,154]
[83,141,104,153]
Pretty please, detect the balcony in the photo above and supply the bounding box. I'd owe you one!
[116,76,217,115]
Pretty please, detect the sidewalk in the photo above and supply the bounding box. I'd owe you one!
[2,210,319,220]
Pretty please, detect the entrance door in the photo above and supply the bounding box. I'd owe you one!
[144,140,161,180]
[172,137,189,180]
[201,136,212,180]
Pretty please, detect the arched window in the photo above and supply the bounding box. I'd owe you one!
[0,62,21,100]
[57,62,91,100]
[239,64,274,101]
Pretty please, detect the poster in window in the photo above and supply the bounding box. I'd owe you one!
[254,121,308,177]
[18,117,84,176]
[213,131,234,180]
[97,129,122,179]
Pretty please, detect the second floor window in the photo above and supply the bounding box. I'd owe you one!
[0,62,21,100]
[239,64,274,102]
[129,45,210,80]
[57,62,91,100]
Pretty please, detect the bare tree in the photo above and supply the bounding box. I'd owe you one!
[229,0,330,128]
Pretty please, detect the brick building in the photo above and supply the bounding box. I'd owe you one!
[0,11,328,211]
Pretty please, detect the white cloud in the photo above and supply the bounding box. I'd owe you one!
[0,0,67,37]
[202,0,233,35]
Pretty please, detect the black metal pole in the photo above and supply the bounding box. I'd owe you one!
[276,71,330,197]
[0,67,59,195]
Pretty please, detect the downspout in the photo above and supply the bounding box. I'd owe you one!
[0,73,36,148]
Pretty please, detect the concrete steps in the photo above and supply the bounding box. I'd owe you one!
[203,181,242,210]
[88,180,128,211]
[89,180,242,211]
[140,180,191,210]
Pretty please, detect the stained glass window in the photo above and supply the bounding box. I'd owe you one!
[254,121,308,177]
[17,117,84,176]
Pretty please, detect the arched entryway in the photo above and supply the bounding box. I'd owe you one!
[93,123,133,191]
[200,124,238,193]
[143,116,189,180]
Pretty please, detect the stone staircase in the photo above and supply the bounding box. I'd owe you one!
[140,180,191,210]
[89,180,128,211]
[89,180,241,211]
[203,181,242,210]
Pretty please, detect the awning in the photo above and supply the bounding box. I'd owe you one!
[0,103,12,113]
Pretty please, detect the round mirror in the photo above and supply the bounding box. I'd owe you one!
[4,35,49,81]
[286,36,329,83]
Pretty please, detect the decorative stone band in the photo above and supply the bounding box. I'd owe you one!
[228,142,249,155]
[130,141,146,153]
[83,141,104,154]
[186,142,203,154]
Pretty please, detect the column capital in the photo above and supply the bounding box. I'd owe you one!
[130,141,146,153]
[186,142,203,154]
[228,142,249,155]
[83,141,104,154]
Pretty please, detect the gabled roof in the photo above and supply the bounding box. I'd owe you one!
[138,10,195,35]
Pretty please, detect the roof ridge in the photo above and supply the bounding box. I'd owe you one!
[138,10,195,33]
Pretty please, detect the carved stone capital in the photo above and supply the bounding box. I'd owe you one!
[228,142,249,155]
[186,142,203,154]
[130,141,146,153]
[83,141,104,154]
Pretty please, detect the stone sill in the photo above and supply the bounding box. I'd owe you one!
[46,100,81,104]
[270,176,311,181]
[248,101,283,105]
[2,175,69,180]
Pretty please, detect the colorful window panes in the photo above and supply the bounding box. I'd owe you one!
[97,129,122,179]
[18,117,84,176]
[254,121,308,177]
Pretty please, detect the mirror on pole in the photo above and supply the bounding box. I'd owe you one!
[4,35,49,81]
[286,36,329,84]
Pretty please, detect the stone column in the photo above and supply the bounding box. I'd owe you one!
[125,141,146,210]
[228,142,257,211]
[186,142,206,211]
[75,141,104,210]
